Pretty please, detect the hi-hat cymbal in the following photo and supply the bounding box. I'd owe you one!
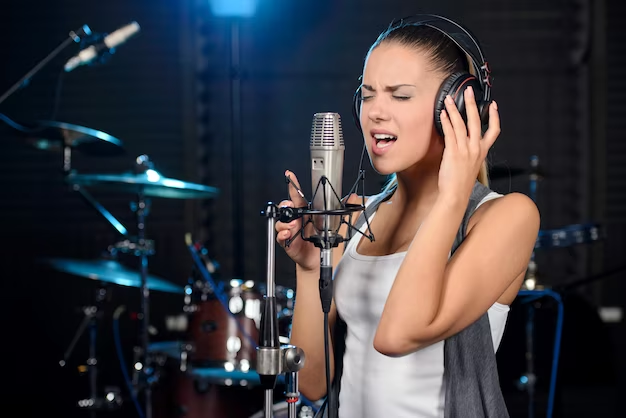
[44,257,184,294]
[65,171,220,199]
[1,117,125,156]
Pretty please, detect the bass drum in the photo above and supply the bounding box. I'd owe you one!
[184,278,295,370]
[249,401,317,418]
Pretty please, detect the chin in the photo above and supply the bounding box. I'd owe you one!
[370,159,399,176]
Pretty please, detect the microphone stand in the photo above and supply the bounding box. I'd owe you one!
[259,203,306,418]
[281,170,373,418]
[0,25,91,106]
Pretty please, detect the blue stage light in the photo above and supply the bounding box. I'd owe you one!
[209,0,259,17]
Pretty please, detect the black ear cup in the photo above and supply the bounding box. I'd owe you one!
[434,72,490,137]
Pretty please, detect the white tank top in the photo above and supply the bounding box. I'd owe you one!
[333,192,509,418]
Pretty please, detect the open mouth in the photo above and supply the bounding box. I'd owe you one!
[373,133,397,149]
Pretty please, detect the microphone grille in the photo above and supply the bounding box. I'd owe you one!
[310,112,344,148]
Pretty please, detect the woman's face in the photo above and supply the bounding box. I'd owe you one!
[360,42,445,175]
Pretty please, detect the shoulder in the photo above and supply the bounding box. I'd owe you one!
[345,193,369,206]
[468,192,540,236]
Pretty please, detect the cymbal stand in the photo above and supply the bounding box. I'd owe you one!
[258,203,306,418]
[59,285,116,417]
[71,184,130,237]
[132,155,155,418]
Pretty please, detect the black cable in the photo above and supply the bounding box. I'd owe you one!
[324,311,333,418]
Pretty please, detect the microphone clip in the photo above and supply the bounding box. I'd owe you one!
[77,31,115,67]
[279,170,375,250]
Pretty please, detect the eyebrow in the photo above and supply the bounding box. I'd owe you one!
[362,84,416,92]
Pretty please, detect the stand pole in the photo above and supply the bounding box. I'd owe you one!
[72,184,129,237]
[136,186,152,418]
[60,286,108,416]
[0,25,91,106]
[258,203,305,418]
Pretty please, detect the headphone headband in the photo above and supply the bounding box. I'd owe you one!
[352,14,494,136]
[388,14,492,100]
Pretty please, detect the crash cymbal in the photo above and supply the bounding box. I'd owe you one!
[65,171,220,199]
[44,257,184,294]
[0,117,124,156]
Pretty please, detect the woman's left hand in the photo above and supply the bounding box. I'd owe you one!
[438,85,500,204]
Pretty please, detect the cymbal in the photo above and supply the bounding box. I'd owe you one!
[1,118,125,156]
[65,171,220,199]
[44,257,184,294]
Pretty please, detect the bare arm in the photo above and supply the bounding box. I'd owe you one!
[374,192,539,356]
[288,265,337,401]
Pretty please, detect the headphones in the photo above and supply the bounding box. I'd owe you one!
[352,14,493,137]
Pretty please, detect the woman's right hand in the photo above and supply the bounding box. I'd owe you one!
[276,170,319,272]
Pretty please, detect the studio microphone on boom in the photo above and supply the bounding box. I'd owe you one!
[309,112,345,314]
[64,21,141,72]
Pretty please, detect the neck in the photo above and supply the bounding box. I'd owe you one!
[392,162,441,214]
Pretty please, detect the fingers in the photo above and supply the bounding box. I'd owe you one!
[444,95,468,152]
[276,199,300,247]
[286,170,307,206]
[464,86,482,141]
[482,101,500,149]
[439,109,455,150]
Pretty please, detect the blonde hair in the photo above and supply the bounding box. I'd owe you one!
[382,160,490,193]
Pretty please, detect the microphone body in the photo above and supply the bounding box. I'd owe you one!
[310,112,345,236]
[309,112,345,315]
[64,22,141,72]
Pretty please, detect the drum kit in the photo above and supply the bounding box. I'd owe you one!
[1,115,318,417]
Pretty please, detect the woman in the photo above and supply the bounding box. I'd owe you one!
[276,15,539,418]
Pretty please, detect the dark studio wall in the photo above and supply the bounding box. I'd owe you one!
[0,0,624,417]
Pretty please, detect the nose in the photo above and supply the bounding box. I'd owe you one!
[365,96,390,123]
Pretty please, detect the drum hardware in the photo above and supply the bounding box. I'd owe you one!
[109,238,156,257]
[60,285,124,416]
[516,289,565,418]
[56,154,220,418]
[186,243,260,369]
[514,154,604,418]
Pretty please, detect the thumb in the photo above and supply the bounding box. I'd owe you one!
[285,170,307,207]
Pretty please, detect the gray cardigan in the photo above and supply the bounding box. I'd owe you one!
[314,181,510,418]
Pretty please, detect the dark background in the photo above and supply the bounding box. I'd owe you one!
[0,0,624,416]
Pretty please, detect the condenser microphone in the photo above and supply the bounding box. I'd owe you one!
[64,21,141,72]
[310,112,345,236]
[309,112,344,315]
